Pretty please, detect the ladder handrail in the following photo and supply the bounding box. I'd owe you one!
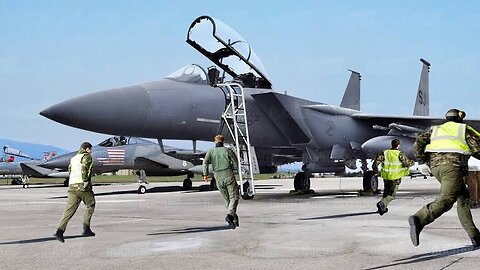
[218,82,255,196]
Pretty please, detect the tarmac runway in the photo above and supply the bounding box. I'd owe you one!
[0,177,479,270]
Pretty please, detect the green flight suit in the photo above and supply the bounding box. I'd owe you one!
[203,144,239,216]
[57,150,95,231]
[412,123,480,238]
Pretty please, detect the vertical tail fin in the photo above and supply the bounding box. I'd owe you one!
[413,59,430,116]
[340,70,361,111]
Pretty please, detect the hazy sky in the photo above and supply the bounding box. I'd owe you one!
[1,1,480,151]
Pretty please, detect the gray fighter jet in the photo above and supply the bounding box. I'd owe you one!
[0,150,67,187]
[40,136,204,193]
[41,16,480,193]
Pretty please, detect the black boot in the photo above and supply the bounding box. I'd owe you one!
[376,201,388,216]
[471,235,480,247]
[82,226,96,237]
[225,214,236,229]
[54,229,64,243]
[233,214,239,227]
[408,215,422,246]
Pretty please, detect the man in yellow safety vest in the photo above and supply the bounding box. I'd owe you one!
[373,139,414,215]
[409,108,480,247]
[54,142,95,243]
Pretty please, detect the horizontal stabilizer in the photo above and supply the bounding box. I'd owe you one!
[20,163,63,178]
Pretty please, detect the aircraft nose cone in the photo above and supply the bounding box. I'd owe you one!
[40,85,152,135]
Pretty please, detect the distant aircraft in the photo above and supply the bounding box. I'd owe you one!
[41,16,471,193]
[40,136,205,193]
[0,148,66,187]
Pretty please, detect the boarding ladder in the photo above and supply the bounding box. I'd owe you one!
[218,82,255,199]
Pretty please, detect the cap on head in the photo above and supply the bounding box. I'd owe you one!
[445,108,466,123]
[80,142,93,150]
[214,135,225,143]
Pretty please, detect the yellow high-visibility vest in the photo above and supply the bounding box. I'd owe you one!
[69,153,92,185]
[425,122,471,154]
[381,149,409,180]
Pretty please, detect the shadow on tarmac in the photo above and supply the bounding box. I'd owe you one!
[48,185,215,199]
[363,246,479,270]
[147,225,232,236]
[0,235,85,245]
[298,211,378,220]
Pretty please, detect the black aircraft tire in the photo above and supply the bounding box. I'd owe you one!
[183,178,193,190]
[294,172,310,191]
[138,185,147,194]
[362,171,379,192]
[302,175,311,191]
[294,172,305,191]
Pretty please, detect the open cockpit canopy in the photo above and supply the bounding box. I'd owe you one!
[187,15,272,89]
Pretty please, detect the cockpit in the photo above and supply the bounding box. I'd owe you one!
[98,136,152,147]
[181,15,273,89]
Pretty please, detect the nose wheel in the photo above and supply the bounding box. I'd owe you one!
[137,185,147,194]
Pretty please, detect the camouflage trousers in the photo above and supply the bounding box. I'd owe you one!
[414,165,480,238]
[58,187,96,231]
[214,169,239,216]
[380,179,401,207]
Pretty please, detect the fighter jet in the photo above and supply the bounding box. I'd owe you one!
[41,16,480,193]
[0,149,67,187]
[40,136,205,193]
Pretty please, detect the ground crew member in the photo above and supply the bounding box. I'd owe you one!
[372,139,414,215]
[54,142,96,243]
[409,109,480,247]
[203,135,239,229]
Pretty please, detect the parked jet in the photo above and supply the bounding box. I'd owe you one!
[41,16,473,193]
[40,136,205,193]
[0,150,66,187]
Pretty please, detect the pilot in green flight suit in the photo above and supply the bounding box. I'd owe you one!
[373,139,414,215]
[410,109,480,247]
[203,135,240,229]
[54,142,96,243]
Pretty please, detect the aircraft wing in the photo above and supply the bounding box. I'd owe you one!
[350,113,480,131]
[135,153,194,171]
[20,163,67,178]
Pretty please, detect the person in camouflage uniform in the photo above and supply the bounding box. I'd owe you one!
[409,109,480,247]
[203,135,239,229]
[54,142,96,243]
[373,139,414,215]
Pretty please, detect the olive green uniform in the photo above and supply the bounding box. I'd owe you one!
[412,124,480,239]
[373,150,414,207]
[57,149,95,231]
[203,144,239,216]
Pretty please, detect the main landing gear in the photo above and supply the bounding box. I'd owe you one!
[182,172,194,190]
[293,172,311,193]
[362,170,379,194]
